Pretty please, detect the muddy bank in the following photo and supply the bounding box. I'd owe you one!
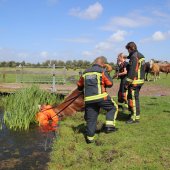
[107,83,170,97]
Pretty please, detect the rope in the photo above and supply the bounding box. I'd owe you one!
[39,91,83,119]
[51,91,83,119]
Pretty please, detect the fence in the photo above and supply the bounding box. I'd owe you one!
[0,65,81,93]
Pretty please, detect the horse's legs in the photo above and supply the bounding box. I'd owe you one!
[145,72,148,81]
[154,72,156,82]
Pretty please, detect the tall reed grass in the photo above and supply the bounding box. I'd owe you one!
[2,86,61,130]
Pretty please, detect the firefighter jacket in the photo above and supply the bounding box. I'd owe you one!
[77,64,113,103]
[126,50,145,86]
[118,61,128,80]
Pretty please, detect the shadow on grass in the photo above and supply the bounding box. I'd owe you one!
[163,110,170,113]
[72,123,86,134]
[147,103,158,106]
[116,111,130,121]
[150,97,158,99]
[72,122,106,135]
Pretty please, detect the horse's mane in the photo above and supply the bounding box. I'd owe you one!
[53,88,84,117]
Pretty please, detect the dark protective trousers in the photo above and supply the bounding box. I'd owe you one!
[84,96,118,137]
[118,78,128,107]
[127,85,142,120]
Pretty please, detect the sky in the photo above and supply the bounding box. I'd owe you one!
[0,0,170,63]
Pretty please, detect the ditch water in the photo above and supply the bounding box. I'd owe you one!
[0,107,57,170]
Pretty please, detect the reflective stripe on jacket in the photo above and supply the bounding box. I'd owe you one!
[77,64,113,103]
[126,51,145,85]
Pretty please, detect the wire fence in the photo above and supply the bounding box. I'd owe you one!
[0,65,82,92]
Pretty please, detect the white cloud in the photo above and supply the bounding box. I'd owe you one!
[18,52,29,59]
[82,50,93,57]
[95,30,128,52]
[0,48,29,61]
[95,41,113,51]
[152,31,166,41]
[152,10,169,18]
[102,14,152,31]
[141,30,170,43]
[40,51,49,58]
[56,37,93,43]
[81,30,128,61]
[69,2,103,20]
[109,30,127,42]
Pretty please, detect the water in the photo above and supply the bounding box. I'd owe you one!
[0,108,56,170]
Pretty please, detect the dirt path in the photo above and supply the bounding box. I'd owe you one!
[107,83,170,97]
[0,82,170,96]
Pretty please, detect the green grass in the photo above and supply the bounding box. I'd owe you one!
[2,86,62,130]
[0,67,80,84]
[49,96,170,170]
[146,73,170,87]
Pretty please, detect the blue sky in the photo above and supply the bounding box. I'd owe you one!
[0,0,170,63]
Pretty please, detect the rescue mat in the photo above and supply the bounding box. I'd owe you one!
[36,105,59,132]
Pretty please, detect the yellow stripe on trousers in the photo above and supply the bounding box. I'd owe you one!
[111,99,118,126]
[131,90,136,121]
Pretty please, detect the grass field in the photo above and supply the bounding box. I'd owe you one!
[0,67,80,84]
[48,96,170,170]
[147,73,170,88]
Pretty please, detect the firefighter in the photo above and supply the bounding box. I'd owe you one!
[77,56,118,144]
[113,53,128,111]
[125,42,145,124]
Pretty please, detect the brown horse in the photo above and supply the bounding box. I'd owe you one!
[150,60,160,81]
[36,88,84,130]
[144,62,150,81]
[53,88,84,117]
[159,64,170,77]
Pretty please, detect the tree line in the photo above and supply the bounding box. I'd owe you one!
[0,60,115,69]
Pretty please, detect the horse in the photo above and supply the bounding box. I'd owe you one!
[159,64,170,77]
[149,60,160,82]
[144,62,150,81]
[36,88,84,131]
[53,88,84,117]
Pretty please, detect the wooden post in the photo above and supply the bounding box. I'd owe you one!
[52,64,56,93]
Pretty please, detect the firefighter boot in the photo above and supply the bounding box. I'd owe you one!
[104,126,118,133]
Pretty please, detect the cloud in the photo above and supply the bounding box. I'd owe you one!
[152,31,166,41]
[69,2,103,20]
[0,48,28,61]
[56,37,93,43]
[102,14,152,31]
[95,41,113,51]
[82,50,93,57]
[109,30,127,42]
[81,30,128,59]
[152,10,170,18]
[141,30,170,43]
[18,52,29,59]
[40,51,49,58]
[95,30,128,52]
